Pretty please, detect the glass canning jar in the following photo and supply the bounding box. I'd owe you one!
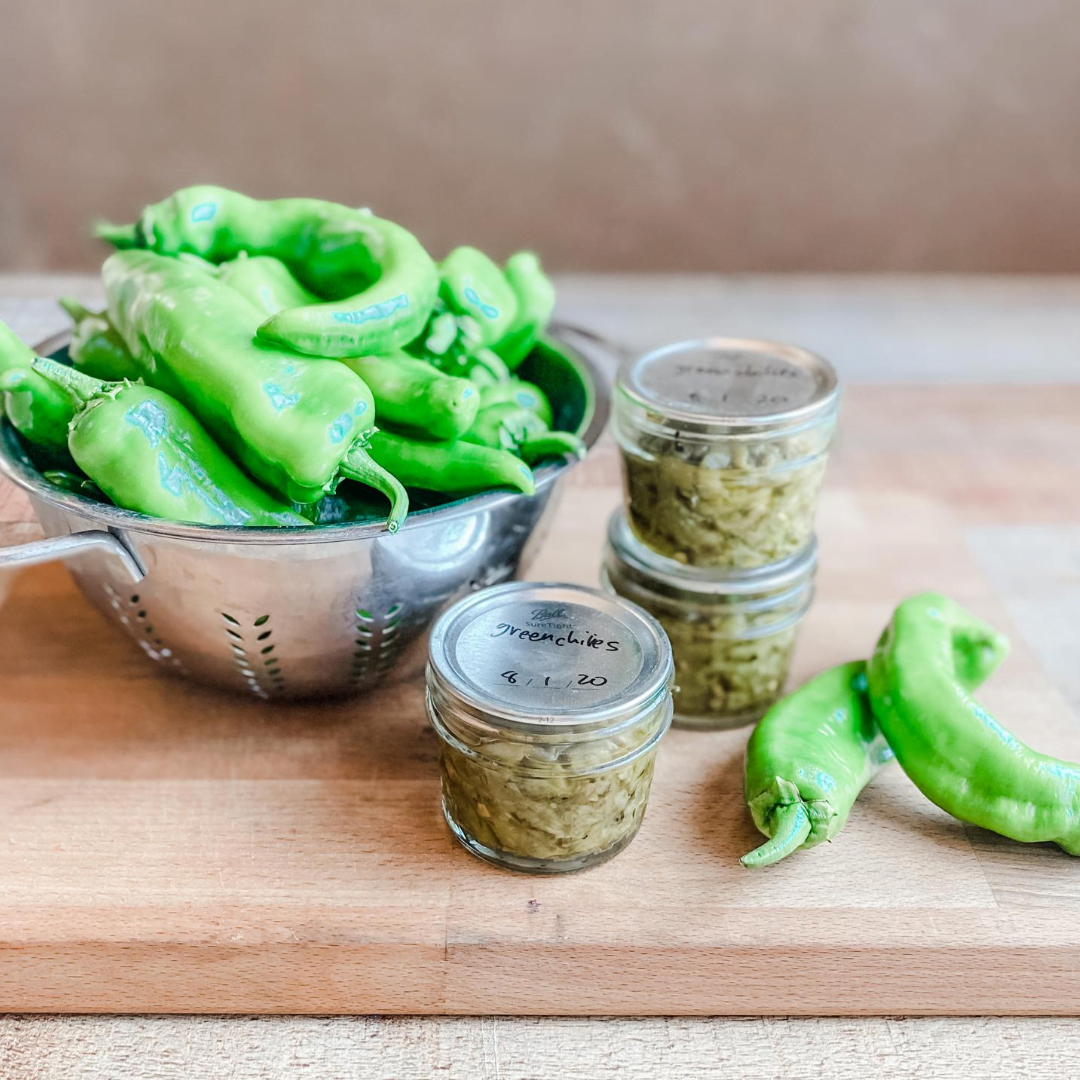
[426,581,674,874]
[602,512,817,730]
[613,338,839,570]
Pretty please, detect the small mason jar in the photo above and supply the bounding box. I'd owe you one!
[613,338,839,570]
[426,581,674,873]
[602,512,817,730]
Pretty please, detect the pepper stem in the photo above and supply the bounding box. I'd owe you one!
[58,296,93,325]
[740,803,812,868]
[94,220,140,249]
[30,356,107,408]
[340,444,409,534]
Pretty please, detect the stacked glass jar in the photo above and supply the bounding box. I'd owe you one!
[604,338,840,730]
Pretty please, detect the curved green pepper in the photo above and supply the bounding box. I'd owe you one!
[492,252,556,369]
[103,250,408,529]
[869,592,1080,855]
[464,402,584,465]
[437,246,518,347]
[217,253,318,317]
[0,322,76,462]
[743,632,1008,867]
[365,430,535,496]
[32,358,308,527]
[341,354,479,441]
[97,185,438,357]
[58,297,142,382]
[478,379,553,427]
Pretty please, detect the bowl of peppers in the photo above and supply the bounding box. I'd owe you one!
[0,186,609,700]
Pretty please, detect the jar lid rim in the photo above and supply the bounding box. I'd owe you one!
[606,511,819,595]
[616,337,839,434]
[427,581,674,733]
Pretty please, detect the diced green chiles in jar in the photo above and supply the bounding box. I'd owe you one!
[426,582,674,873]
[602,512,817,730]
[613,338,839,570]
[439,721,660,864]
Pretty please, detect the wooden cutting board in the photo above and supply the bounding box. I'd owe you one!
[3,384,1080,1016]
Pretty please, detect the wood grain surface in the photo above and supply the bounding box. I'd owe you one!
[4,1014,1080,1080]
[2,380,1080,1013]
[2,276,1080,1075]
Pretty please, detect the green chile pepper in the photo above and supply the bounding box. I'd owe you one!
[42,468,106,501]
[742,663,890,867]
[0,322,76,461]
[492,252,556,369]
[217,253,318,317]
[32,358,308,527]
[341,354,479,441]
[438,246,518,347]
[478,378,553,427]
[58,297,142,382]
[742,635,1008,867]
[365,430,535,496]
[97,185,438,357]
[408,300,483,364]
[464,402,584,464]
[103,250,408,529]
[446,347,510,388]
[869,592,1080,855]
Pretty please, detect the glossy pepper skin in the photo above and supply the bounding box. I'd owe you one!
[479,378,553,427]
[464,402,584,465]
[492,252,556,369]
[102,250,408,529]
[365,430,535,497]
[437,246,518,347]
[217,253,318,317]
[341,354,479,441]
[742,637,1008,868]
[0,321,76,461]
[97,185,438,358]
[869,592,1080,856]
[58,297,142,382]
[32,358,308,528]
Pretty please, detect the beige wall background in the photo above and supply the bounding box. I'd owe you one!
[2,0,1079,273]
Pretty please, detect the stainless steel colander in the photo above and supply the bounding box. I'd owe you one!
[0,328,610,700]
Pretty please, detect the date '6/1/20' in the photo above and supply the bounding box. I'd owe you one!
[500,671,609,688]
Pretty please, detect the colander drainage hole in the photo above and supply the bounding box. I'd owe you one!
[222,612,286,696]
[350,601,406,683]
[100,585,180,667]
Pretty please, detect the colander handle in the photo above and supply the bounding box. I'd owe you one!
[0,530,145,583]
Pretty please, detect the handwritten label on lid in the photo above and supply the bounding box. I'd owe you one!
[631,345,823,419]
[450,598,646,720]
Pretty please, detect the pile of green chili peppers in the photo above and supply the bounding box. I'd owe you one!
[742,590,1080,865]
[0,185,580,531]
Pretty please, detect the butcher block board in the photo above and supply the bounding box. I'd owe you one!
[2,384,1080,1017]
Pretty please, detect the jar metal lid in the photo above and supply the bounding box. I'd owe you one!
[605,511,818,599]
[427,581,673,732]
[616,337,839,438]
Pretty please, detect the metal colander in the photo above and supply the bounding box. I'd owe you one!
[0,327,610,700]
